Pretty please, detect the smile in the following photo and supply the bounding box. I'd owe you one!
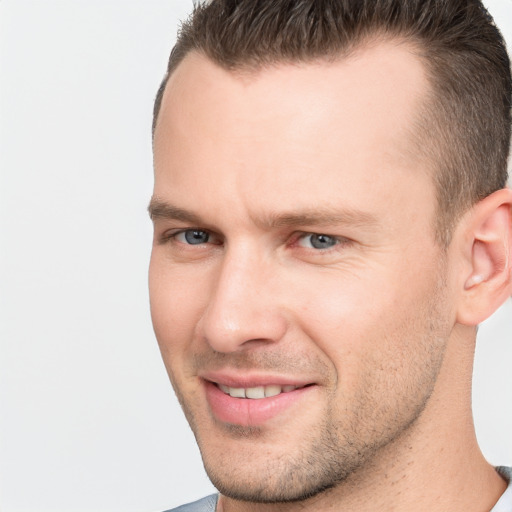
[204,379,316,426]
[217,383,304,399]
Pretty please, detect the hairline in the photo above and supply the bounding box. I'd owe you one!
[152,33,486,248]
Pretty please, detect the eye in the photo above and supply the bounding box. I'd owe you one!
[298,233,338,250]
[176,229,211,245]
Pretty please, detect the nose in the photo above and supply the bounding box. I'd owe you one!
[197,248,288,353]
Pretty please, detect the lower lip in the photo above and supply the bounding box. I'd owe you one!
[204,381,314,426]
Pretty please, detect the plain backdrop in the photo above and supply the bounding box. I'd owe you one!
[0,1,511,511]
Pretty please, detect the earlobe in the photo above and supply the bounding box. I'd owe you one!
[456,188,512,326]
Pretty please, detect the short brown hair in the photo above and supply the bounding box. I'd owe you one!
[153,0,511,245]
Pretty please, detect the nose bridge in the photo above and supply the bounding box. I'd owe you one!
[198,242,287,352]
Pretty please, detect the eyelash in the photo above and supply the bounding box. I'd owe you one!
[160,228,349,253]
[159,228,219,246]
[295,233,340,250]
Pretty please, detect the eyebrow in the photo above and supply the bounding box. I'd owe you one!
[261,208,379,229]
[148,198,203,224]
[148,197,380,229]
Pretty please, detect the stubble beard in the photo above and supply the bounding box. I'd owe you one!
[172,268,451,504]
[198,384,438,504]
[201,410,391,503]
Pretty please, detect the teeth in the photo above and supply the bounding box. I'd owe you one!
[246,386,265,399]
[229,387,246,398]
[217,384,300,399]
[264,385,282,397]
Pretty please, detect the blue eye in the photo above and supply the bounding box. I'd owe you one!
[299,233,338,250]
[177,230,210,245]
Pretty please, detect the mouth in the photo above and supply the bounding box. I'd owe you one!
[216,383,307,399]
[202,376,316,426]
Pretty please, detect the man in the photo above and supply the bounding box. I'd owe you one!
[148,0,512,510]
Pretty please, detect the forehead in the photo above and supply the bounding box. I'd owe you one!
[155,39,428,150]
[153,41,435,231]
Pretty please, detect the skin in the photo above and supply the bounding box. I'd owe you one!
[150,41,507,511]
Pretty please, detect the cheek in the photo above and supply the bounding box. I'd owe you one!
[290,262,443,382]
[148,256,211,360]
[292,270,394,352]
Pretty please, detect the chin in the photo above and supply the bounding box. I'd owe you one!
[196,421,368,504]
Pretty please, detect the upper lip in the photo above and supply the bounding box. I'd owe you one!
[200,370,315,389]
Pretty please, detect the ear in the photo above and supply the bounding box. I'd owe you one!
[456,188,512,326]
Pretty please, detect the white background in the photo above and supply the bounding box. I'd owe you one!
[0,1,511,511]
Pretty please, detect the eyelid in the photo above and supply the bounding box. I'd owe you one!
[297,233,337,248]
[159,227,221,245]
[291,231,353,251]
[158,227,352,251]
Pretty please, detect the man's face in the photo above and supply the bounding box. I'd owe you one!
[150,43,457,502]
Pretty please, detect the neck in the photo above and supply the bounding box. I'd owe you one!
[219,325,507,512]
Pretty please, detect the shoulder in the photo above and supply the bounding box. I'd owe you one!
[162,494,218,512]
[491,467,512,512]
[496,466,512,482]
